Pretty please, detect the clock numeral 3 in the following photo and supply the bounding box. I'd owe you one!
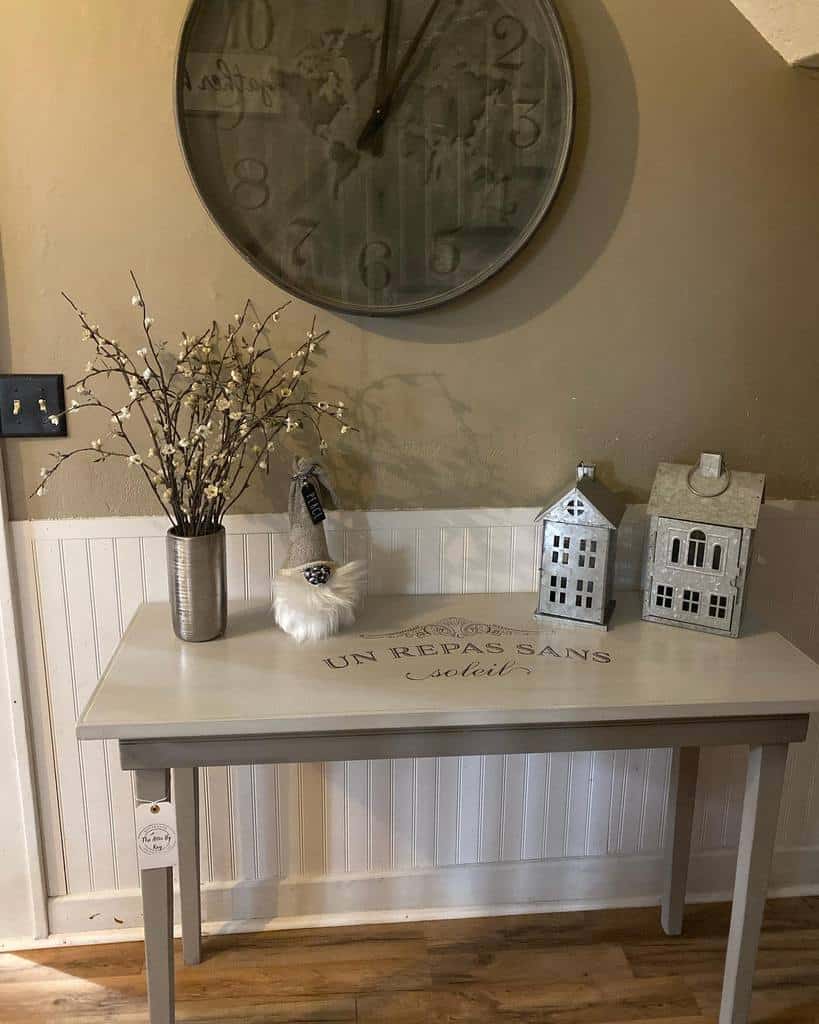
[430,233,461,276]
[359,241,392,291]
[232,158,270,210]
[227,0,275,51]
[511,100,542,149]
[493,15,527,71]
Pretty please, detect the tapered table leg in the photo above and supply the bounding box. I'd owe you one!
[661,746,700,936]
[719,743,788,1024]
[136,768,175,1024]
[174,766,202,965]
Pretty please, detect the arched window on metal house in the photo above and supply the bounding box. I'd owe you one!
[686,529,706,568]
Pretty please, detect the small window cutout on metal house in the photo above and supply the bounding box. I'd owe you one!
[670,537,681,563]
[709,594,728,619]
[656,584,673,609]
[682,589,701,613]
[565,498,585,517]
[549,576,568,604]
[712,545,722,571]
[686,530,706,568]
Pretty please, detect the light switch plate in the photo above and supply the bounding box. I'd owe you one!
[0,374,67,437]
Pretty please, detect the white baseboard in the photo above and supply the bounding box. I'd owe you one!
[22,845,817,952]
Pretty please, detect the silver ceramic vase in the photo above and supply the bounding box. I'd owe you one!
[166,527,227,642]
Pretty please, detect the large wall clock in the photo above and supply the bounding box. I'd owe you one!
[176,0,574,316]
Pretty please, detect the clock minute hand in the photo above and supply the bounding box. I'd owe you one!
[368,0,394,157]
[357,0,444,150]
[375,0,394,101]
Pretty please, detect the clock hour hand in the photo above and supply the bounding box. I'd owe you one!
[357,0,444,151]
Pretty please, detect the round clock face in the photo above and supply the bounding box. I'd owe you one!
[176,0,574,316]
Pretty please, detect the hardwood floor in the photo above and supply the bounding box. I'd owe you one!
[3,898,819,1022]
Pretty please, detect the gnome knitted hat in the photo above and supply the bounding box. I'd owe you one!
[273,457,366,641]
[282,458,337,571]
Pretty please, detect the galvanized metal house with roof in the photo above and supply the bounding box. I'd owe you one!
[642,452,765,637]
[535,463,625,629]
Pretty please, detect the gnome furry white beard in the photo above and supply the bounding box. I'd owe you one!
[273,458,366,642]
[273,561,367,643]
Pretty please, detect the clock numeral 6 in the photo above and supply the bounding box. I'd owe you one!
[430,233,461,276]
[359,241,392,291]
[231,158,270,210]
[227,0,275,51]
[493,15,527,71]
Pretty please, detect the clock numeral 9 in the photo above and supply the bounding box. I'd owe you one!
[232,158,270,210]
[359,241,392,291]
[511,100,542,149]
[227,0,275,51]
[493,15,527,70]
[430,233,461,276]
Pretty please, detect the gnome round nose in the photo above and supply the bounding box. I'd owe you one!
[304,564,332,586]
[272,458,366,642]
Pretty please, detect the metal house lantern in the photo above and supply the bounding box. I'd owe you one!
[535,463,625,630]
[642,453,765,637]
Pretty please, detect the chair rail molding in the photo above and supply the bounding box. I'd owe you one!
[4,501,819,946]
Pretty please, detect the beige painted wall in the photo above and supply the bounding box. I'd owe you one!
[0,0,817,521]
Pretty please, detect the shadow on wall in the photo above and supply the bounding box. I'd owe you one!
[343,0,639,343]
[332,371,515,509]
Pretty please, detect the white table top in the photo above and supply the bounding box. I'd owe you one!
[77,592,819,741]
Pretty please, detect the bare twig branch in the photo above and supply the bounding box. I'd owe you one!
[37,282,355,535]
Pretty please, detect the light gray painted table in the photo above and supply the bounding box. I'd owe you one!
[77,592,819,1024]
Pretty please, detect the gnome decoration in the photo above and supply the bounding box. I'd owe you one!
[273,458,366,642]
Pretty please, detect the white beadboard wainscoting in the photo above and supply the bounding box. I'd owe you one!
[9,503,819,941]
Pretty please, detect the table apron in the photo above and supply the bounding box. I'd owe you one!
[118,714,809,770]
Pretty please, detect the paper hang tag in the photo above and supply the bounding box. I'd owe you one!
[301,481,326,524]
[135,799,178,870]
